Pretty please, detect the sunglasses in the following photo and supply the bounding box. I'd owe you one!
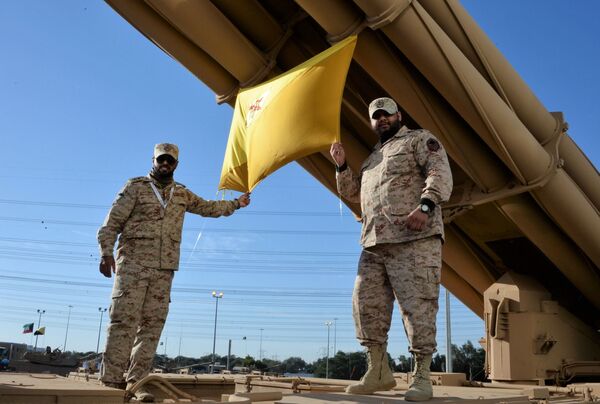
[156,155,177,165]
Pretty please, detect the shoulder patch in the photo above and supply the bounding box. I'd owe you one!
[426,138,440,152]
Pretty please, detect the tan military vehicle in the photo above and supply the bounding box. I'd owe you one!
[2,0,598,402]
[103,0,600,385]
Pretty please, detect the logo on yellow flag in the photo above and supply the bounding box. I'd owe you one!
[219,36,357,192]
[246,90,271,128]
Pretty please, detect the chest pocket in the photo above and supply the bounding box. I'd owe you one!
[164,190,187,237]
[384,144,414,175]
[135,189,162,220]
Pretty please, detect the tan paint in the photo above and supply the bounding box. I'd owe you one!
[104,0,600,383]
[352,0,600,269]
[484,272,600,383]
[105,0,238,99]
[419,0,600,211]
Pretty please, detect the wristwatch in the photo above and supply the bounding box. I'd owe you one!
[419,204,431,215]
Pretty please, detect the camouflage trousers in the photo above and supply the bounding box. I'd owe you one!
[352,236,442,355]
[100,262,174,384]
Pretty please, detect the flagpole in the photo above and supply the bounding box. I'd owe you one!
[96,307,107,354]
[34,309,45,351]
[211,291,224,369]
[63,305,73,352]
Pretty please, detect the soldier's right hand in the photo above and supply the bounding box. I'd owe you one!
[330,143,346,167]
[99,255,116,278]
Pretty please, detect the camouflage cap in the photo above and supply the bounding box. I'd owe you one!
[368,97,398,119]
[154,143,179,160]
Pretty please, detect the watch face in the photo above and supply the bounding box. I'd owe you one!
[420,204,430,213]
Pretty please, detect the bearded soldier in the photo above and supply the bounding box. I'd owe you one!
[98,143,250,402]
[331,98,452,401]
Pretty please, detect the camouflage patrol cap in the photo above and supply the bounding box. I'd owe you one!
[154,143,179,160]
[368,97,398,119]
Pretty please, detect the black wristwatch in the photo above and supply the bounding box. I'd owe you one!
[419,198,435,216]
[335,162,348,173]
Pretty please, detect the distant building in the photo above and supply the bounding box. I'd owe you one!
[0,342,28,361]
[208,363,226,374]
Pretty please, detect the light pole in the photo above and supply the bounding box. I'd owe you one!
[211,291,224,367]
[34,309,45,351]
[63,305,73,352]
[445,288,453,372]
[96,307,107,354]
[178,328,182,366]
[242,336,247,357]
[333,317,338,356]
[227,339,232,370]
[259,328,264,361]
[325,321,332,379]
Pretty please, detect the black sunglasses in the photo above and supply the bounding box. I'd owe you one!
[156,155,177,165]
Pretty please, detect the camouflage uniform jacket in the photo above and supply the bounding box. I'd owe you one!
[337,126,452,248]
[98,176,239,270]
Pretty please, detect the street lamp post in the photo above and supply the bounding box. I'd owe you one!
[445,288,453,372]
[34,309,45,351]
[325,321,333,379]
[96,307,107,354]
[227,339,232,370]
[63,305,73,352]
[259,328,264,361]
[333,317,338,356]
[211,291,224,368]
[178,328,182,367]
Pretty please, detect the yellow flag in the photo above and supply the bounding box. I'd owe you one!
[219,36,357,192]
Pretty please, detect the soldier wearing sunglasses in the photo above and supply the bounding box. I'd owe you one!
[97,143,250,401]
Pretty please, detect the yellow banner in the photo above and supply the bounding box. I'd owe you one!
[219,36,357,192]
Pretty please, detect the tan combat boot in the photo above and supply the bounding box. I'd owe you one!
[345,343,396,394]
[405,353,433,401]
[126,382,155,402]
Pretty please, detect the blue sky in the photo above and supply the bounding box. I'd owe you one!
[0,1,598,363]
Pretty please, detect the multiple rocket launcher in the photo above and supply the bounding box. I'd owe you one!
[106,0,600,383]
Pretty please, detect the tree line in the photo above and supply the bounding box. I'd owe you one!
[149,340,486,381]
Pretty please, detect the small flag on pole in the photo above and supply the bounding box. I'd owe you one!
[34,327,46,336]
[23,323,34,334]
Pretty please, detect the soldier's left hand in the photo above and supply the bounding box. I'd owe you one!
[238,192,251,208]
[406,207,428,231]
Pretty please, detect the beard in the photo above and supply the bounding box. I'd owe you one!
[376,119,401,143]
[150,166,174,184]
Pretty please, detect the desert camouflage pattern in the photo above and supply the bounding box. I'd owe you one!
[353,237,442,354]
[337,126,452,248]
[98,176,239,269]
[368,97,398,118]
[100,263,174,383]
[154,143,179,159]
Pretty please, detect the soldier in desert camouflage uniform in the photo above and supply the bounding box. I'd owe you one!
[97,143,250,402]
[330,98,452,401]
